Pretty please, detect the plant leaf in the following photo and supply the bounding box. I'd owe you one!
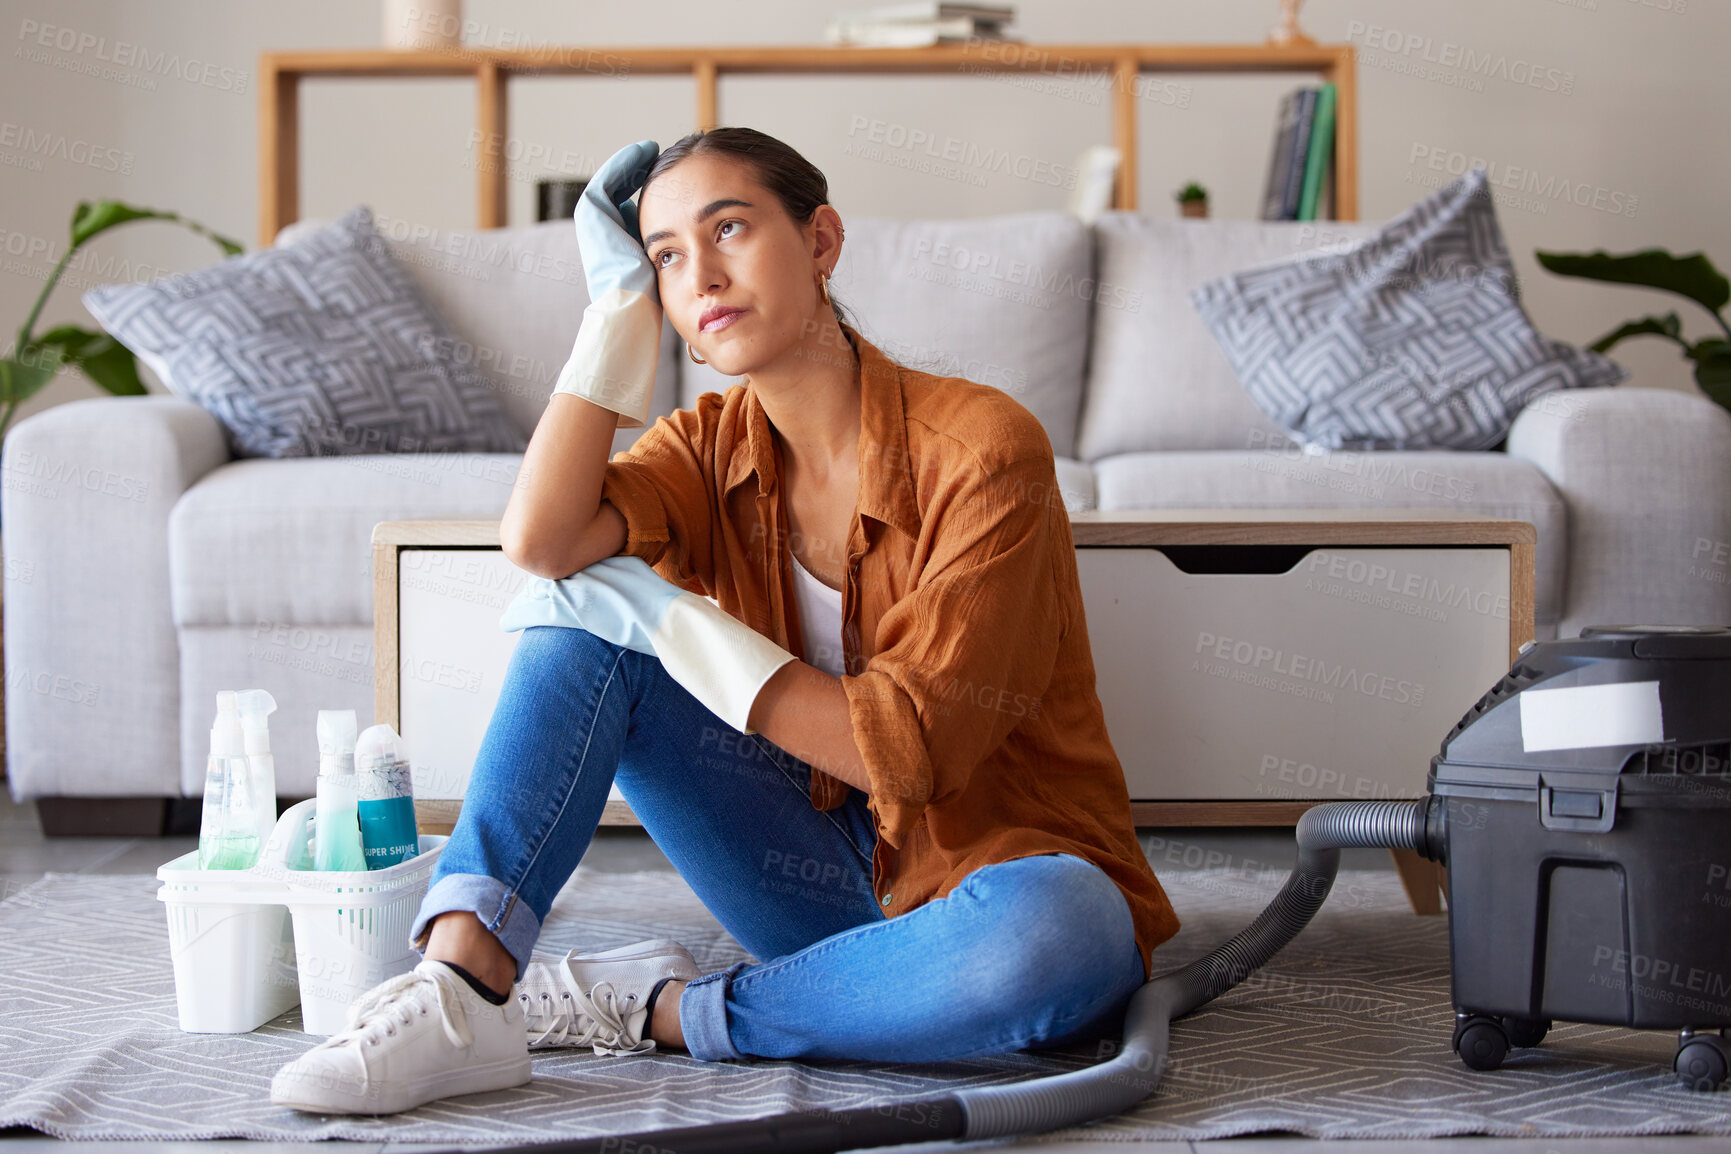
[70,200,176,247]
[1535,248,1730,314]
[0,356,59,407]
[1588,312,1687,354]
[1693,344,1731,413]
[69,337,145,396]
[32,324,146,396]
[69,200,245,256]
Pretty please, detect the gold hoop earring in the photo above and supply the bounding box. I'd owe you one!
[818,270,832,306]
[688,343,707,365]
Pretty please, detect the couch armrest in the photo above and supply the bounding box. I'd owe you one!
[1506,386,1731,639]
[3,396,229,800]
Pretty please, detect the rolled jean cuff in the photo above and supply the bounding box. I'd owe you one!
[408,872,544,983]
[681,961,753,1062]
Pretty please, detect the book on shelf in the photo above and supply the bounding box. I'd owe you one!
[844,2,1015,21]
[824,18,1010,47]
[1296,82,1336,222]
[1259,91,1302,220]
[1259,83,1335,221]
[826,2,1016,46]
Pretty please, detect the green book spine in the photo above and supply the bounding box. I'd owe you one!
[1297,82,1336,222]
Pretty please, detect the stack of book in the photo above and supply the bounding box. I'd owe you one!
[1259,83,1336,221]
[825,3,1018,48]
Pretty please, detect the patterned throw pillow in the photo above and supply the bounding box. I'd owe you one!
[1189,168,1626,452]
[81,205,527,459]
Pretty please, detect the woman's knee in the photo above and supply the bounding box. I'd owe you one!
[516,623,627,666]
[968,854,1138,996]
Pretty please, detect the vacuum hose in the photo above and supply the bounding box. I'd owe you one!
[477,798,1446,1154]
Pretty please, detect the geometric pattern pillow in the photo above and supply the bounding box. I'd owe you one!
[81,205,527,459]
[1189,168,1627,451]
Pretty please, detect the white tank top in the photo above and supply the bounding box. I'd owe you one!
[790,551,847,678]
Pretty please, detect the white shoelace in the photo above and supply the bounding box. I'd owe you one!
[332,963,474,1056]
[522,975,654,1056]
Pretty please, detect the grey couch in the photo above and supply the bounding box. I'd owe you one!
[8,209,1731,818]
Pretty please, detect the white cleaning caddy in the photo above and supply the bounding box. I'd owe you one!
[156,797,446,1035]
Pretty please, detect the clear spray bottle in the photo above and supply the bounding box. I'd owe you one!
[235,690,279,852]
[198,691,262,870]
[313,709,366,872]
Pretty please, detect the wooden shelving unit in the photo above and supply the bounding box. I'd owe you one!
[258,40,1358,246]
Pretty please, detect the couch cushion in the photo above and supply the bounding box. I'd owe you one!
[274,215,682,452]
[1076,216,1383,459]
[1190,169,1626,452]
[84,206,527,460]
[679,212,1094,459]
[1053,456,1095,512]
[1091,448,1566,628]
[169,455,522,628]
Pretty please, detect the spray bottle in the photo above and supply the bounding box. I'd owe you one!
[313,709,366,872]
[355,723,420,869]
[236,690,279,851]
[198,691,262,869]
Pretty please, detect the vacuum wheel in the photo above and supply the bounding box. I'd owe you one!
[1452,1014,1509,1071]
[1674,1032,1730,1092]
[1502,1016,1551,1049]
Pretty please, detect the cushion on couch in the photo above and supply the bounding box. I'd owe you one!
[679,211,1095,460]
[83,207,529,460]
[273,213,684,455]
[1075,216,1384,459]
[1188,168,1627,452]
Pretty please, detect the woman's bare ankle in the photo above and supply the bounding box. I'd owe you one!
[423,911,517,997]
[649,980,688,1050]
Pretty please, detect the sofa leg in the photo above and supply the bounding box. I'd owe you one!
[34,797,170,837]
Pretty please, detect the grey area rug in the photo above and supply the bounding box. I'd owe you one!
[1,864,1726,1142]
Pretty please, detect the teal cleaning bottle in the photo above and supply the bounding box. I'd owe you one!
[354,723,419,869]
[198,691,261,870]
[313,709,366,872]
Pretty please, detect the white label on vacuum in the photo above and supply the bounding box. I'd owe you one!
[1518,680,1664,753]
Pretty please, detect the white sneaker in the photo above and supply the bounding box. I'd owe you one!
[517,938,701,1055]
[271,960,532,1115]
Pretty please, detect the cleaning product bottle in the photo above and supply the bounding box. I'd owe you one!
[313,709,366,872]
[198,691,261,870]
[236,689,279,852]
[354,723,420,869]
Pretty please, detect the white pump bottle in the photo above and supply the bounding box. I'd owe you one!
[313,709,367,872]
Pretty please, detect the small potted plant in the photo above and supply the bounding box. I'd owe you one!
[1176,182,1209,219]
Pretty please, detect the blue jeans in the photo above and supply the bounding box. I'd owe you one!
[409,625,1147,1064]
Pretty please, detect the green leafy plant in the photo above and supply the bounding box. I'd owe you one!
[1175,181,1208,203]
[1,200,243,441]
[1534,247,1731,414]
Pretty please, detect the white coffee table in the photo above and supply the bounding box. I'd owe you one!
[373,510,1536,915]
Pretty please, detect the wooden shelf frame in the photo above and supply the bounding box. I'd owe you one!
[259,40,1358,246]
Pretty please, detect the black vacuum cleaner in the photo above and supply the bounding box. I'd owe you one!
[474,624,1731,1154]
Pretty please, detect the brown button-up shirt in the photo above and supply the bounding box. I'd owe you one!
[599,321,1180,979]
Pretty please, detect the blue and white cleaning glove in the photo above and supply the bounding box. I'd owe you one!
[500,556,800,736]
[552,139,663,428]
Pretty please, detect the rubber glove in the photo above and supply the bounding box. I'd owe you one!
[500,555,799,736]
[552,139,663,428]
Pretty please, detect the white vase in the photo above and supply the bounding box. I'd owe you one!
[382,0,463,51]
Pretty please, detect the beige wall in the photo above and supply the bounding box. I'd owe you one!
[2,0,1723,428]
